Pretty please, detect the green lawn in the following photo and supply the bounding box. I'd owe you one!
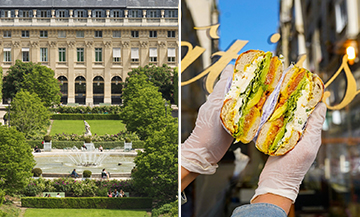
[24,209,148,217]
[50,120,126,136]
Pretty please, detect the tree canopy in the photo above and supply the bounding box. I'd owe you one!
[124,64,176,104]
[132,119,178,206]
[0,126,35,193]
[2,60,61,106]
[2,60,37,100]
[23,64,61,107]
[120,72,172,141]
[10,90,50,138]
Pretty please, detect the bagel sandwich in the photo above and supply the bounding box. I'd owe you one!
[255,65,324,156]
[220,50,283,143]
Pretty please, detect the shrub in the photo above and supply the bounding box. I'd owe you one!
[151,200,178,217]
[84,137,92,143]
[51,114,120,120]
[21,197,152,209]
[44,135,52,142]
[0,190,5,206]
[83,170,92,178]
[125,137,131,143]
[50,105,122,114]
[31,168,42,177]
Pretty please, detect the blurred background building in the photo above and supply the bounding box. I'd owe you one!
[0,0,178,106]
[277,0,360,216]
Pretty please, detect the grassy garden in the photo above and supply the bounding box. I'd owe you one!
[50,120,126,135]
[23,209,148,217]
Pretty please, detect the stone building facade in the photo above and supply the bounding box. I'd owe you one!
[0,0,178,105]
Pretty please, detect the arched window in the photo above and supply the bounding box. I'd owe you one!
[75,76,86,105]
[58,76,68,104]
[93,76,104,104]
[111,76,122,104]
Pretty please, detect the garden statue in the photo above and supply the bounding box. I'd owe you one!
[84,120,92,137]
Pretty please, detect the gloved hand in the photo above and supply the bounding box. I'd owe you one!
[251,102,327,203]
[181,64,235,174]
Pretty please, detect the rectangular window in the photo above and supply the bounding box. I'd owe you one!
[95,31,102,38]
[95,48,102,62]
[148,10,156,17]
[6,11,11,18]
[59,11,65,17]
[77,48,84,62]
[22,30,30,38]
[22,48,30,62]
[23,11,29,17]
[40,48,48,62]
[131,48,139,62]
[40,30,48,38]
[169,10,176,17]
[76,31,84,38]
[58,48,66,62]
[78,11,85,17]
[168,48,176,62]
[40,10,47,17]
[149,30,157,38]
[149,48,157,62]
[3,48,11,62]
[95,11,102,17]
[168,31,175,38]
[58,30,66,38]
[335,0,347,33]
[113,30,121,38]
[114,11,120,17]
[3,31,11,38]
[113,48,121,62]
[130,10,139,18]
[131,30,139,38]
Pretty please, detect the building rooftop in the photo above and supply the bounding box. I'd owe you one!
[0,0,178,8]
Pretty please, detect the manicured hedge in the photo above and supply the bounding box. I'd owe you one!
[27,140,144,149]
[21,197,152,209]
[49,105,122,114]
[51,114,120,120]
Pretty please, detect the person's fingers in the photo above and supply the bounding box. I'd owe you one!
[304,102,327,135]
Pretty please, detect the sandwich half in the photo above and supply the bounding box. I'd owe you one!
[220,50,283,143]
[256,65,324,156]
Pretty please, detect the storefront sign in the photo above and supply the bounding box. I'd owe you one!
[181,25,359,110]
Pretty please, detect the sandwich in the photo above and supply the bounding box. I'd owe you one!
[255,65,324,156]
[220,50,283,143]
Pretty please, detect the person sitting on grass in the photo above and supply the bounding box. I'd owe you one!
[107,191,113,197]
[56,193,61,198]
[119,189,125,197]
[99,145,103,152]
[70,169,79,178]
[113,189,119,197]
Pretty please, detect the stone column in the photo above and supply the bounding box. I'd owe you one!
[158,41,167,66]
[104,41,112,104]
[140,41,148,67]
[122,41,130,80]
[12,42,21,65]
[30,41,39,63]
[85,41,93,106]
[49,41,57,69]
[67,41,76,104]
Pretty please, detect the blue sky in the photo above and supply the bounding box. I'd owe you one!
[218,0,280,53]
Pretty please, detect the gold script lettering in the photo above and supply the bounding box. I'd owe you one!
[181,40,248,93]
[180,41,206,73]
[194,24,220,39]
[322,54,360,110]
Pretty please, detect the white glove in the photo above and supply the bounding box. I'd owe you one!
[251,102,327,203]
[181,65,235,174]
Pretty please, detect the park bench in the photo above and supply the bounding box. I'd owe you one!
[42,192,65,198]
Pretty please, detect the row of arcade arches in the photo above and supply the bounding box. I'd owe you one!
[58,76,123,105]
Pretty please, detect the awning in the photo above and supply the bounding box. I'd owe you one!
[131,48,139,58]
[113,48,121,58]
[3,48,11,52]
[149,48,157,57]
[168,48,175,57]
[22,47,30,52]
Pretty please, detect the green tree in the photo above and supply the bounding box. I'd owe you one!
[173,67,178,106]
[2,60,37,100]
[125,64,175,103]
[120,71,172,140]
[132,119,178,206]
[0,126,36,194]
[23,64,61,107]
[10,90,50,138]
